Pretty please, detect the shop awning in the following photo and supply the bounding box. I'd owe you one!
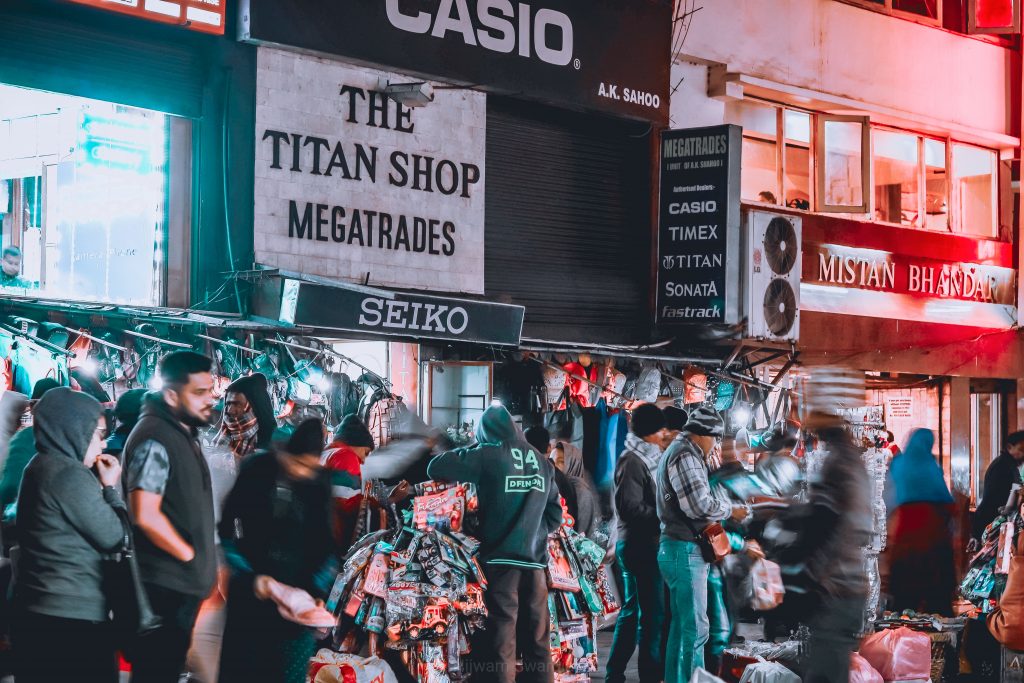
[252,269,526,347]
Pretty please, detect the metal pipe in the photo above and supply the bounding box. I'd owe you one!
[196,334,261,355]
[71,329,127,352]
[122,329,192,348]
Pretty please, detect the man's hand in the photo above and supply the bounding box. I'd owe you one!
[730,505,750,522]
[967,537,980,554]
[388,481,411,504]
[95,454,122,488]
[744,540,765,560]
[254,575,273,600]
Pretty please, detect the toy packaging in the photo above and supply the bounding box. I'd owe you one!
[327,482,487,682]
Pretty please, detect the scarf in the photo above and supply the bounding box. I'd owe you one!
[216,410,259,460]
[624,432,662,475]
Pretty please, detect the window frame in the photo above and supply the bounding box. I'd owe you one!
[736,99,1004,241]
[967,0,1021,34]
[839,0,943,26]
[815,114,871,214]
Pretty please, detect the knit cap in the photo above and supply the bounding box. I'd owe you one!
[662,406,688,432]
[286,417,326,456]
[334,414,375,449]
[630,403,666,438]
[684,405,724,437]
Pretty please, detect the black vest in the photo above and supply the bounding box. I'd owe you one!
[123,395,216,597]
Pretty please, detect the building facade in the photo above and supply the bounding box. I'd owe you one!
[669,0,1023,500]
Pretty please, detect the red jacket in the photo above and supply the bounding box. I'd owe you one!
[323,441,364,546]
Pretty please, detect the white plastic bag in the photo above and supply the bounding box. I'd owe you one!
[308,650,399,683]
[739,661,802,683]
[750,559,785,611]
[691,667,729,683]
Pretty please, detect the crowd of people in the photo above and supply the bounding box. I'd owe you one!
[0,348,1019,683]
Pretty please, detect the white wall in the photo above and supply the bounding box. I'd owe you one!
[673,0,1014,137]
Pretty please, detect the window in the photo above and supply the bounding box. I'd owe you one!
[952,143,998,238]
[737,100,779,205]
[735,98,1002,239]
[842,0,942,24]
[0,83,185,306]
[817,116,870,212]
[968,0,1020,33]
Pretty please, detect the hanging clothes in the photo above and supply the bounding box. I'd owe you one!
[580,405,602,478]
[596,401,628,491]
[563,362,598,408]
[494,359,546,417]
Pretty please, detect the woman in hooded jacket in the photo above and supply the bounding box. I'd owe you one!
[11,387,126,683]
[882,428,956,615]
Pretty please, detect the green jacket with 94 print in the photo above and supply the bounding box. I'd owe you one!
[428,406,563,568]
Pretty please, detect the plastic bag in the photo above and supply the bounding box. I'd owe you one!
[858,627,931,681]
[750,559,785,611]
[850,653,883,683]
[738,661,801,683]
[308,650,399,683]
[691,667,729,683]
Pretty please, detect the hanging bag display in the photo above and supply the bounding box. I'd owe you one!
[544,386,584,449]
[106,507,161,643]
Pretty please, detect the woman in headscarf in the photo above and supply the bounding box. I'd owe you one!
[11,387,125,683]
[883,428,956,615]
[214,373,277,461]
[217,418,336,683]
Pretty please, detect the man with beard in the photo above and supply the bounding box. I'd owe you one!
[124,351,218,683]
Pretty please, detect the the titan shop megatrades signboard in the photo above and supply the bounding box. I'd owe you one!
[254,47,486,294]
[239,0,671,123]
[799,216,1017,329]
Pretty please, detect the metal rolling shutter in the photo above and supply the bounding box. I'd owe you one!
[485,97,653,345]
[0,2,205,119]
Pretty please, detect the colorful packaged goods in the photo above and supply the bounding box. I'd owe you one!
[327,481,487,682]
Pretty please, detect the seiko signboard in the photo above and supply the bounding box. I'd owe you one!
[239,0,671,122]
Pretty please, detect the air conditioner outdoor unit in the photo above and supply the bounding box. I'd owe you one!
[746,211,801,342]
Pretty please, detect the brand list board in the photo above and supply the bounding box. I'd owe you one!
[254,47,486,294]
[655,125,741,325]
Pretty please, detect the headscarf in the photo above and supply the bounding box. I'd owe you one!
[34,387,102,463]
[884,428,953,510]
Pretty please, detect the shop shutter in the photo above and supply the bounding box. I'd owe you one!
[485,97,653,345]
[0,3,205,119]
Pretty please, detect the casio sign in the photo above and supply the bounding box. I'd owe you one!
[385,0,575,67]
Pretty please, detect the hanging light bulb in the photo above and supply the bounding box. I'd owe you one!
[149,376,164,390]
[80,358,100,376]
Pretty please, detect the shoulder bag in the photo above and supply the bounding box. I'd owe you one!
[683,515,732,564]
[105,506,161,640]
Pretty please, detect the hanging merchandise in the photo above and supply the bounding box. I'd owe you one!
[543,364,569,408]
[600,365,627,407]
[324,481,487,682]
[493,355,546,418]
[684,366,708,404]
[563,360,598,408]
[307,651,399,683]
[633,366,660,404]
[546,503,619,682]
[545,387,584,451]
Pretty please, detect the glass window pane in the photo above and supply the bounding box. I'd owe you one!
[823,119,865,208]
[873,130,919,225]
[953,143,997,237]
[735,101,779,204]
[923,139,948,230]
[893,0,940,19]
[0,83,169,305]
[784,110,811,210]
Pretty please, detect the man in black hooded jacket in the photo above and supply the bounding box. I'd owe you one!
[428,405,562,683]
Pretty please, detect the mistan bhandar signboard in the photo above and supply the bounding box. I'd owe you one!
[254,47,486,294]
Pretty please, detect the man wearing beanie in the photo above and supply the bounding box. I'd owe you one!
[606,403,668,683]
[428,405,562,683]
[323,414,375,549]
[657,405,750,683]
[0,377,61,520]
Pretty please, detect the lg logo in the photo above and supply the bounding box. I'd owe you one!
[385,0,575,67]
